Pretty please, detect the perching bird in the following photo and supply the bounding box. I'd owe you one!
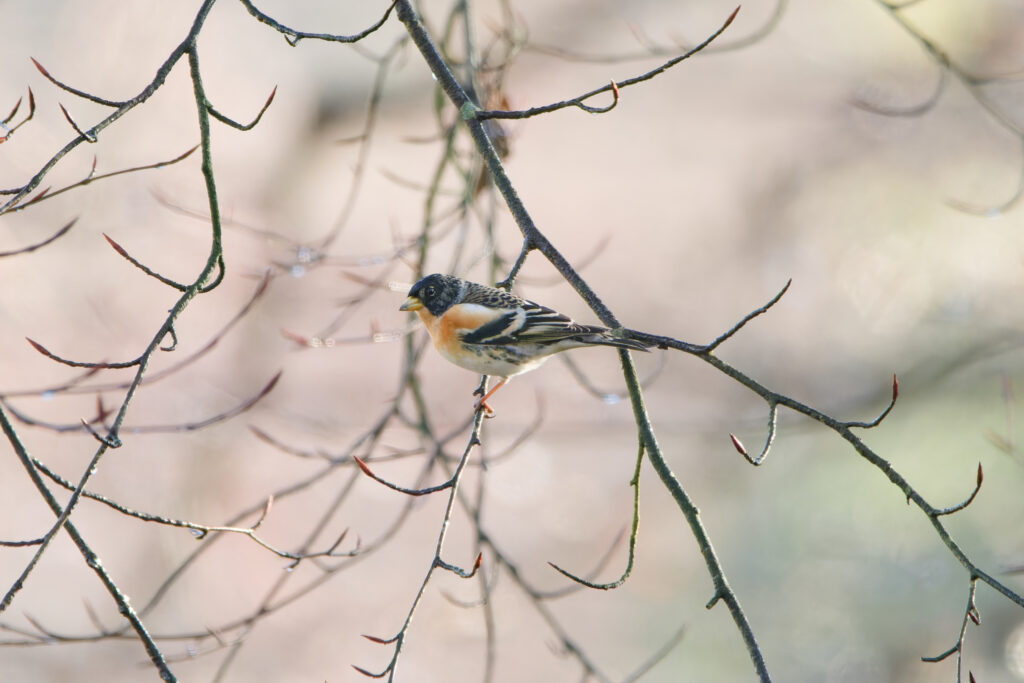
[399,273,650,412]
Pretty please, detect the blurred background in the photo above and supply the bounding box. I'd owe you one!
[2,0,1024,681]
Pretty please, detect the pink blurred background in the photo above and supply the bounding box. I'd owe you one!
[2,1,1024,681]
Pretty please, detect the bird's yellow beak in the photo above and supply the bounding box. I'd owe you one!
[399,296,423,312]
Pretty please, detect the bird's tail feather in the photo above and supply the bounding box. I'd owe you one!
[585,333,652,352]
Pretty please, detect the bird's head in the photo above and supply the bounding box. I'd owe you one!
[399,273,464,317]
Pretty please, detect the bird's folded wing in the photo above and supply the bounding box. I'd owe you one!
[462,302,596,345]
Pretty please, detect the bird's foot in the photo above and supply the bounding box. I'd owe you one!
[473,398,496,418]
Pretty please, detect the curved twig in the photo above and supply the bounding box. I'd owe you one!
[103,234,190,291]
[547,442,644,590]
[851,66,948,118]
[0,218,77,258]
[475,8,739,120]
[526,0,785,61]
[842,375,900,429]
[25,338,142,370]
[933,464,984,517]
[239,0,397,46]
[353,456,455,496]
[206,86,276,131]
[30,58,126,107]
[731,399,779,466]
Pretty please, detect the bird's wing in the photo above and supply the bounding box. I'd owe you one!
[457,281,636,347]
[460,300,597,345]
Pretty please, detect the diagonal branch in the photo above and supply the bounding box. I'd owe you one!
[0,218,77,258]
[30,57,126,107]
[0,404,177,680]
[1,8,212,214]
[394,3,771,680]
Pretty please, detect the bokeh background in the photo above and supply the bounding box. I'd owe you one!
[2,1,1024,681]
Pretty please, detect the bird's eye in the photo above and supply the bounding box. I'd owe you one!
[424,286,436,298]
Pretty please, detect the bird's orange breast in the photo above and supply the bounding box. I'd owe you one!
[417,305,498,360]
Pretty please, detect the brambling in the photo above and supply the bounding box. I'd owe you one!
[399,273,651,412]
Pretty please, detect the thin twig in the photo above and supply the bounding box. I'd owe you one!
[475,8,739,120]
[0,219,77,258]
[239,0,397,46]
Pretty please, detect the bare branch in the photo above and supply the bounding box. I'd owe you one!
[30,57,126,107]
[622,624,687,683]
[0,88,35,143]
[526,0,786,61]
[239,0,397,46]
[922,577,979,683]
[57,103,96,142]
[119,372,282,434]
[732,399,779,466]
[25,338,142,370]
[12,146,198,210]
[475,7,740,120]
[933,464,984,517]
[0,219,77,258]
[851,67,948,117]
[842,374,900,429]
[207,86,277,131]
[353,456,454,496]
[703,279,793,352]
[103,234,190,291]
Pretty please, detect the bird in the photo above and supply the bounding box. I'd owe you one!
[399,273,651,413]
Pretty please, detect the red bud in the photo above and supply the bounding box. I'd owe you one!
[25,337,48,355]
[103,233,128,257]
[30,57,50,78]
[353,456,373,477]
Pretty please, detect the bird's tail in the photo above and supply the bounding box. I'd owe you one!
[582,330,653,353]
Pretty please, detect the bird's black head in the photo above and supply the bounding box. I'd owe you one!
[400,273,465,317]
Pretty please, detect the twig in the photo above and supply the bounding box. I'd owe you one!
[922,577,979,682]
[239,0,397,46]
[395,2,770,679]
[474,8,739,120]
[355,408,488,680]
[0,219,77,258]
[548,442,644,590]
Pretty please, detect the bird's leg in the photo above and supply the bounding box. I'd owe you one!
[473,377,508,416]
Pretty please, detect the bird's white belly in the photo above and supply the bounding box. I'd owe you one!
[437,342,548,378]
